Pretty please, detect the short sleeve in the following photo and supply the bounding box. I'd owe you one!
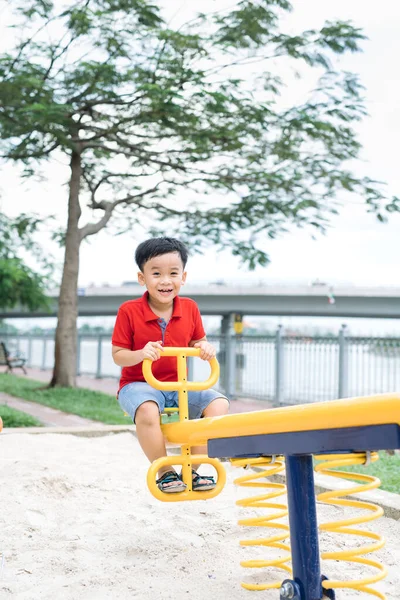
[191,302,206,341]
[112,307,134,349]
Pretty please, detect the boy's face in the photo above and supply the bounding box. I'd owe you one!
[137,252,187,305]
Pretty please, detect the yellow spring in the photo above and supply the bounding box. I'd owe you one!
[231,456,291,591]
[315,452,388,599]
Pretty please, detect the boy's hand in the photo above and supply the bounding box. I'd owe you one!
[141,341,163,362]
[193,340,216,361]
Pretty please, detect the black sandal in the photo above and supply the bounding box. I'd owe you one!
[192,469,216,491]
[156,470,187,493]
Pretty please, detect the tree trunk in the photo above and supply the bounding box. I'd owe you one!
[50,150,82,387]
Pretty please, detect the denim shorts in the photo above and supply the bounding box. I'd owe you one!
[118,381,228,423]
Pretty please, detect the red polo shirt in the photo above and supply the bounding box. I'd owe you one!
[112,292,206,391]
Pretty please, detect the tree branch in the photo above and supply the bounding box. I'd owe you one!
[79,182,164,240]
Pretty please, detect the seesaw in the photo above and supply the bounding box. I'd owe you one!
[144,348,400,600]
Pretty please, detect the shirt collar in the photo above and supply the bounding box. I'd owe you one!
[142,291,182,321]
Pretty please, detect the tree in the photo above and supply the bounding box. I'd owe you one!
[0,0,398,386]
[0,212,53,312]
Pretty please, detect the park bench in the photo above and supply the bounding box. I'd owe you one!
[0,341,27,374]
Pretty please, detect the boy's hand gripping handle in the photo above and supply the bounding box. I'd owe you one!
[142,346,220,392]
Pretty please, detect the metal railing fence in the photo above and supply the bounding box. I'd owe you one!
[1,326,399,405]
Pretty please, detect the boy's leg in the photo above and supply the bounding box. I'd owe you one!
[136,402,186,491]
[135,401,169,470]
[118,382,185,491]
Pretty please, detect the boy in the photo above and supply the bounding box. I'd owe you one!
[112,237,229,493]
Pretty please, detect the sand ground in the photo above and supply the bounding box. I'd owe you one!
[1,432,399,600]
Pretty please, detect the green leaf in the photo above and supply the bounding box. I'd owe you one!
[0,213,54,310]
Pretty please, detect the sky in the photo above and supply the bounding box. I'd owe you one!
[1,0,400,333]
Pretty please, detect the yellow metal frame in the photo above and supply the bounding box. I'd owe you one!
[142,348,400,596]
[316,453,387,599]
[144,347,226,502]
[161,392,400,446]
[231,456,291,591]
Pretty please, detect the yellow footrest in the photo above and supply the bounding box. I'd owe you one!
[147,455,226,502]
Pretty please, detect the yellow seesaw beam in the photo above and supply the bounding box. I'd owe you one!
[161,393,400,446]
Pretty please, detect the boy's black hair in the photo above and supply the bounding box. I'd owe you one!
[135,237,189,271]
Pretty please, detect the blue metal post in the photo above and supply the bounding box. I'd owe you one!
[284,455,322,600]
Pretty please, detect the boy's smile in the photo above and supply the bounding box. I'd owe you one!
[138,252,187,308]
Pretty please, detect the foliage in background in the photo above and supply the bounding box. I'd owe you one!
[2,0,398,258]
[1,0,399,385]
[0,321,20,333]
[0,213,53,310]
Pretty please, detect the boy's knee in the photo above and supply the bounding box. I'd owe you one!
[135,401,161,426]
[202,397,229,418]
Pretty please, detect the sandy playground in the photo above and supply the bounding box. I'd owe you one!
[1,431,399,600]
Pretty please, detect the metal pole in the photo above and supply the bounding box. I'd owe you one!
[235,335,244,395]
[27,334,33,367]
[76,334,81,376]
[275,325,284,405]
[219,316,228,393]
[96,335,102,379]
[284,455,323,600]
[221,313,236,399]
[187,356,194,382]
[219,315,230,396]
[338,324,348,399]
[41,339,47,370]
[225,330,236,399]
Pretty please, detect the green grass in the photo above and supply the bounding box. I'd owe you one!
[0,404,43,428]
[0,373,128,425]
[316,452,400,495]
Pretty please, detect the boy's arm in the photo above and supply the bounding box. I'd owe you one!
[189,337,216,361]
[188,336,207,347]
[112,341,163,367]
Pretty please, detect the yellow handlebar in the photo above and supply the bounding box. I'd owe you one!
[142,347,220,392]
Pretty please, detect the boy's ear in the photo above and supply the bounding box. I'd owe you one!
[181,271,187,285]
[137,271,145,286]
